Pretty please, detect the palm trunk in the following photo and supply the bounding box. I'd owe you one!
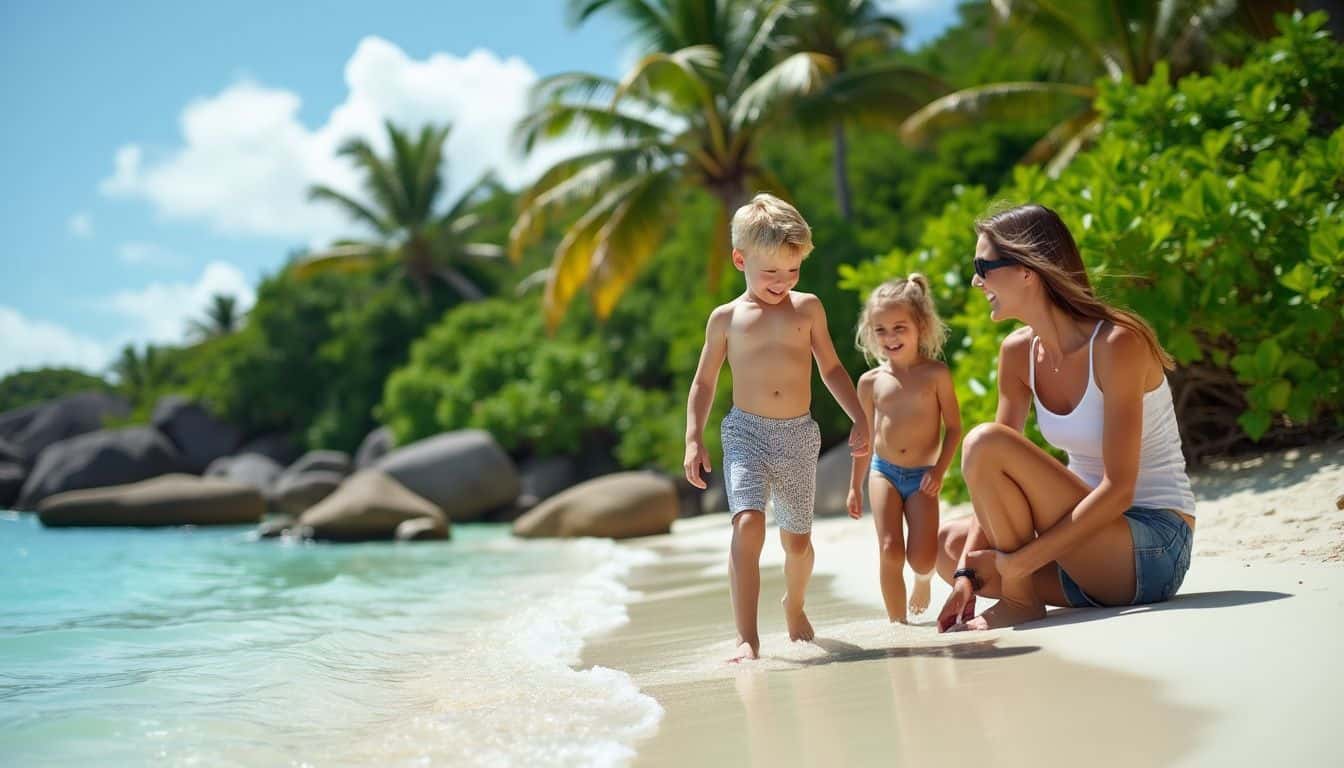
[832,121,853,221]
[709,181,749,294]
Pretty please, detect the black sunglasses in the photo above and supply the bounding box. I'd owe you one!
[973,256,1019,279]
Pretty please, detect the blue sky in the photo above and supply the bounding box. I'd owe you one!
[0,0,957,378]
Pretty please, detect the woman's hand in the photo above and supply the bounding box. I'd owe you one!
[846,487,863,520]
[966,548,1023,586]
[937,577,977,632]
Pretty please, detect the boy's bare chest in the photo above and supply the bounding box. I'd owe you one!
[727,308,810,351]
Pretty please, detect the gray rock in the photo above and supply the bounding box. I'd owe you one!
[0,436,25,466]
[354,426,395,469]
[151,396,242,474]
[37,474,264,527]
[270,470,344,517]
[815,442,869,519]
[0,392,130,463]
[16,427,186,510]
[376,430,520,523]
[512,471,677,539]
[285,450,352,478]
[1,462,25,508]
[297,469,448,542]
[518,456,580,508]
[205,453,283,496]
[700,474,728,516]
[673,474,706,518]
[236,433,301,466]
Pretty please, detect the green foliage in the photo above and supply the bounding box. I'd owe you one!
[0,368,113,414]
[382,297,679,469]
[844,12,1344,496]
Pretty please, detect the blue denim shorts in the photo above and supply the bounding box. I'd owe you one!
[870,456,932,502]
[1058,507,1193,608]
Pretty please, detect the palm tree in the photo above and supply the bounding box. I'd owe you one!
[900,0,1284,174]
[512,0,837,328]
[776,0,945,219]
[301,120,504,300]
[111,343,168,399]
[186,293,243,341]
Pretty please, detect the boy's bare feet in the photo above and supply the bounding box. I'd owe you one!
[781,594,815,642]
[729,636,760,663]
[908,571,933,615]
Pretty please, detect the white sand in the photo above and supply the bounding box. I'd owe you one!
[587,441,1344,767]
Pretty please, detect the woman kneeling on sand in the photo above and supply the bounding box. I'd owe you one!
[937,204,1196,632]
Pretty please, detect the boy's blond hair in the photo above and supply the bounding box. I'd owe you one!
[855,274,948,364]
[730,193,814,260]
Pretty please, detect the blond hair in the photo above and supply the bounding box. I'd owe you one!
[975,203,1174,370]
[856,274,948,364]
[730,193,814,260]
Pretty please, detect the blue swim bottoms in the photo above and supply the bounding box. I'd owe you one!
[1058,507,1193,608]
[870,455,933,502]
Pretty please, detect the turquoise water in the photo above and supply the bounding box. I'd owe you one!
[0,512,660,766]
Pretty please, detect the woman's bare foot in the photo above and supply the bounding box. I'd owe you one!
[781,594,815,642]
[909,572,933,615]
[728,636,760,663]
[950,597,1045,631]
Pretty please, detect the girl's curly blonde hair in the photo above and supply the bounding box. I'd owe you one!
[855,274,948,365]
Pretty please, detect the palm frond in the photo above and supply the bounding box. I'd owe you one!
[730,51,835,132]
[901,81,1095,147]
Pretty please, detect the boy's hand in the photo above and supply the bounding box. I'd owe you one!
[919,470,944,497]
[684,440,711,489]
[846,488,863,520]
[847,422,870,457]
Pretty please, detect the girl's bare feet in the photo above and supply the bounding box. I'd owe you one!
[728,636,760,663]
[781,594,815,641]
[908,571,933,615]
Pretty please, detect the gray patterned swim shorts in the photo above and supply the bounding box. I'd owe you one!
[720,407,822,534]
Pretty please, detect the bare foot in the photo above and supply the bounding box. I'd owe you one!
[909,572,932,615]
[781,594,815,642]
[728,636,760,663]
[950,597,1045,631]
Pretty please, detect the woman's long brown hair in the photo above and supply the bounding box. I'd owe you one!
[976,204,1175,371]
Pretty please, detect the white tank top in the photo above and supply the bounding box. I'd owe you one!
[1031,322,1196,515]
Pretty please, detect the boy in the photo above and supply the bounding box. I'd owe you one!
[684,193,870,662]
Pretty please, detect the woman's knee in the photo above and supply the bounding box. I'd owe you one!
[961,422,1015,477]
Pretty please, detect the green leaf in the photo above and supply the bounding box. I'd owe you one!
[1254,339,1283,378]
[1238,409,1272,441]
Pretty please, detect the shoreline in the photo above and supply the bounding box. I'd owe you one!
[584,442,1344,766]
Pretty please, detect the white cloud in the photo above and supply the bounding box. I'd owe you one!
[0,306,113,377]
[118,241,179,267]
[99,38,591,244]
[67,212,93,239]
[103,261,257,344]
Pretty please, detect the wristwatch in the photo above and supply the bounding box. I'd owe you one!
[953,567,982,592]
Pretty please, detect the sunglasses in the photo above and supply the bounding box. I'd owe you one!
[973,256,1019,279]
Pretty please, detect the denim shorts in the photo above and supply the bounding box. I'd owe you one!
[1058,507,1193,608]
[870,456,931,502]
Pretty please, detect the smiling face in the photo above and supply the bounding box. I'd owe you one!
[971,233,1031,322]
[870,304,921,365]
[734,247,802,305]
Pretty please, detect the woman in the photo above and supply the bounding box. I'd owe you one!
[937,204,1196,631]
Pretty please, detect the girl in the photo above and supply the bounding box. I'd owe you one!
[849,275,962,623]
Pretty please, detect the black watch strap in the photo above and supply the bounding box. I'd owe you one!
[953,567,981,592]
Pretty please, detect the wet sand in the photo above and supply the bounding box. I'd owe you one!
[583,443,1344,766]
